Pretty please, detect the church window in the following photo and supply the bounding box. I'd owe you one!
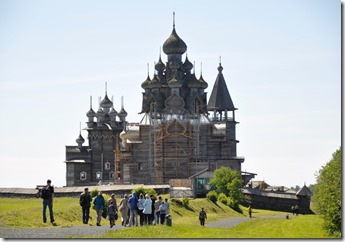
[138,163,144,171]
[80,171,87,181]
[105,162,111,170]
[96,171,102,180]
[109,172,115,179]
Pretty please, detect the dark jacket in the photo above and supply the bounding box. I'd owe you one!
[80,192,92,208]
[93,194,105,210]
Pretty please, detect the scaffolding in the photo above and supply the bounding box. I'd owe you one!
[150,106,201,184]
[114,135,121,181]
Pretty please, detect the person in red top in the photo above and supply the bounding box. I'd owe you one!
[42,179,55,223]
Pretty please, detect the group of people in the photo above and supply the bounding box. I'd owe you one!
[79,190,171,227]
[119,192,171,227]
[41,179,206,228]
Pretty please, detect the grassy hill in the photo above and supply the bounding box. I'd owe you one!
[0,196,337,238]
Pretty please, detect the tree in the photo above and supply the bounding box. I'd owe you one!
[209,167,243,205]
[227,176,244,203]
[313,147,341,236]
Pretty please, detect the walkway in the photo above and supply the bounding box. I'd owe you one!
[206,214,287,228]
[0,215,287,238]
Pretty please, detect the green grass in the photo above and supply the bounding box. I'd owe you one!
[93,216,334,239]
[227,215,331,238]
[0,197,83,228]
[0,197,338,238]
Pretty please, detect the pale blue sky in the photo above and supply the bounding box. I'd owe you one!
[0,0,341,188]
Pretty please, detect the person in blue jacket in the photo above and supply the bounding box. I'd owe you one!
[93,191,105,226]
[128,192,138,227]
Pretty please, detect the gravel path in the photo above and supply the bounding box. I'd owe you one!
[0,215,288,238]
[206,214,287,228]
[0,224,128,239]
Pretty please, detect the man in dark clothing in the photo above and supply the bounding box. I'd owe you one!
[199,207,207,226]
[79,187,92,224]
[42,179,55,223]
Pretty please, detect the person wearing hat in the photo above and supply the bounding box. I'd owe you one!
[41,179,55,224]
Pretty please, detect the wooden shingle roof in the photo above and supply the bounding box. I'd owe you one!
[207,64,235,111]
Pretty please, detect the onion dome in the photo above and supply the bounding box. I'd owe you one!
[86,108,96,118]
[183,55,193,71]
[163,27,187,55]
[109,107,118,118]
[155,56,166,72]
[187,73,201,88]
[76,133,85,145]
[149,75,162,88]
[118,107,127,117]
[96,107,106,118]
[198,74,208,89]
[168,74,182,88]
[141,74,151,89]
[218,63,224,72]
[100,94,113,109]
[168,61,180,70]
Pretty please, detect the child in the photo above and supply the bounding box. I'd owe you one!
[107,201,116,228]
[199,207,207,226]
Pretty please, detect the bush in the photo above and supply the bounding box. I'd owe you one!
[227,197,242,213]
[182,196,189,208]
[313,148,341,236]
[132,186,158,200]
[206,191,218,203]
[217,193,228,205]
[90,189,99,198]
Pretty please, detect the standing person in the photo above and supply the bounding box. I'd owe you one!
[154,196,163,225]
[159,201,168,225]
[164,198,170,214]
[150,195,156,225]
[118,194,129,227]
[107,201,116,228]
[248,205,252,218]
[108,194,118,209]
[143,194,152,225]
[294,205,299,216]
[137,193,145,226]
[199,207,207,226]
[128,192,138,227]
[93,191,105,226]
[41,179,55,224]
[107,194,118,225]
[79,188,92,224]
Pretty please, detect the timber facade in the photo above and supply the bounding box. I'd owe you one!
[65,20,247,187]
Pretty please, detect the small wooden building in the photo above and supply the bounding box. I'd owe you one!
[242,185,313,214]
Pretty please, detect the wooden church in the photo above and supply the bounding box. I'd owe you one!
[64,18,249,187]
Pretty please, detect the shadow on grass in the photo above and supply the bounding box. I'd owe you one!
[171,199,195,212]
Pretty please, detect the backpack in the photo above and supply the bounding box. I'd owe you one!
[41,186,52,199]
[199,211,206,219]
[80,193,87,206]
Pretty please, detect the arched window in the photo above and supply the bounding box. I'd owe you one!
[105,162,111,170]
